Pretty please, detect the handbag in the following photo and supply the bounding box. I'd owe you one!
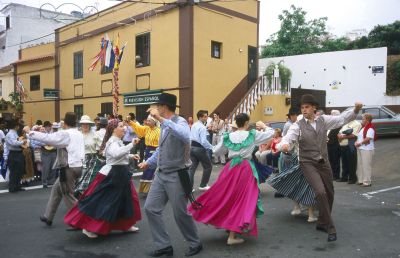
[342,128,353,135]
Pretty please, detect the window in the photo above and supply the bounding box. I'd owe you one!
[136,33,150,67]
[6,16,10,29]
[74,104,83,121]
[379,110,391,119]
[73,51,83,79]
[101,65,113,74]
[101,102,113,116]
[0,80,2,96]
[364,108,380,119]
[30,75,40,91]
[211,41,222,59]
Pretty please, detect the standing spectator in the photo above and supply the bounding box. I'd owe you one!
[5,119,26,193]
[189,110,213,191]
[355,113,376,187]
[31,112,84,226]
[21,126,35,185]
[211,112,225,164]
[327,110,341,180]
[123,114,138,173]
[338,119,362,183]
[188,116,194,129]
[96,118,108,143]
[266,128,282,170]
[40,121,57,188]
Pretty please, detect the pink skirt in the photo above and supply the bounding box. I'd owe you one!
[64,173,141,235]
[188,160,260,236]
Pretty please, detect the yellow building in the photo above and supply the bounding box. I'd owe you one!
[16,0,259,122]
[14,43,56,124]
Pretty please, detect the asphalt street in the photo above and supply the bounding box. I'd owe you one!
[0,136,399,258]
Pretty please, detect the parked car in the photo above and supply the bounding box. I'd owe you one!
[355,105,400,136]
[266,121,286,132]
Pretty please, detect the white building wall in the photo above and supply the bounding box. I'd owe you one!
[0,70,14,101]
[259,47,400,107]
[0,4,76,67]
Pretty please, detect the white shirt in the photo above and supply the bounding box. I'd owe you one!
[356,127,375,150]
[83,131,102,154]
[280,108,358,149]
[214,128,275,160]
[30,128,85,168]
[99,136,134,176]
[339,120,362,146]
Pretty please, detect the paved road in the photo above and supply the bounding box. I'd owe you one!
[0,137,399,258]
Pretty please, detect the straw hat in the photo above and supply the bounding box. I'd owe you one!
[79,115,94,124]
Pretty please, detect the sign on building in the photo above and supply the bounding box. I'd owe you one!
[123,91,162,106]
[43,89,59,99]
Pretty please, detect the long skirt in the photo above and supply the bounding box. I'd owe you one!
[188,160,260,236]
[65,165,141,235]
[22,148,35,182]
[139,146,156,194]
[267,154,316,206]
[74,154,105,197]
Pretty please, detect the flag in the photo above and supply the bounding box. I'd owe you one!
[113,34,120,70]
[16,77,27,102]
[118,42,127,64]
[105,40,112,68]
[109,44,115,69]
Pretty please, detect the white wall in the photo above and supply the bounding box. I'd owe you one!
[0,4,76,67]
[259,47,400,107]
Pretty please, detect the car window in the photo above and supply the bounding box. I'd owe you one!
[379,110,391,119]
[364,108,380,119]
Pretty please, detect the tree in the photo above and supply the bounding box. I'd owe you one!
[367,21,400,55]
[261,5,338,58]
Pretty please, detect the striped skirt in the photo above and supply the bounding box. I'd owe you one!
[267,154,316,206]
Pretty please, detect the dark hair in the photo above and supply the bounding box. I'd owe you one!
[43,121,52,127]
[36,120,43,126]
[99,119,119,153]
[97,113,103,117]
[64,112,77,127]
[213,112,220,117]
[196,110,208,119]
[129,113,136,120]
[117,115,123,121]
[6,119,19,130]
[235,113,249,128]
[164,104,176,112]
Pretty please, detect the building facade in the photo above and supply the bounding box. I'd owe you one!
[17,0,259,122]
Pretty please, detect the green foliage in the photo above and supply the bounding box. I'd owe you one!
[264,61,292,92]
[261,5,400,57]
[9,92,23,111]
[387,60,400,96]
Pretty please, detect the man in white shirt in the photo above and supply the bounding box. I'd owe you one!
[30,112,84,226]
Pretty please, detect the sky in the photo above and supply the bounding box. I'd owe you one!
[2,0,400,45]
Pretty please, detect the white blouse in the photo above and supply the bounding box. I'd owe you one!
[83,131,102,154]
[99,136,134,176]
[214,128,275,160]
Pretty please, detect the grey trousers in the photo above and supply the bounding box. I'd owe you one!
[44,167,82,221]
[189,146,212,188]
[41,150,57,186]
[144,172,201,250]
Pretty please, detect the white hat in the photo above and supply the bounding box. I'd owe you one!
[52,122,60,129]
[79,115,94,124]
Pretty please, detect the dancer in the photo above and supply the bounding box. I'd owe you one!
[128,115,160,196]
[188,113,275,245]
[139,93,202,257]
[280,94,363,242]
[30,112,84,226]
[64,119,141,238]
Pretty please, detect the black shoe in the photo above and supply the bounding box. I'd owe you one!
[274,192,284,198]
[185,244,203,257]
[40,215,52,226]
[316,225,328,233]
[327,233,337,242]
[149,246,173,257]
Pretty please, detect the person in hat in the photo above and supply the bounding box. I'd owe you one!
[30,112,84,226]
[138,92,203,257]
[64,119,141,238]
[128,114,160,196]
[74,115,102,196]
[280,94,363,242]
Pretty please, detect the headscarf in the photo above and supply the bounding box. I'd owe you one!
[99,119,119,153]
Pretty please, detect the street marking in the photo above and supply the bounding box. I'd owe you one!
[393,211,400,217]
[0,185,44,194]
[362,186,400,199]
